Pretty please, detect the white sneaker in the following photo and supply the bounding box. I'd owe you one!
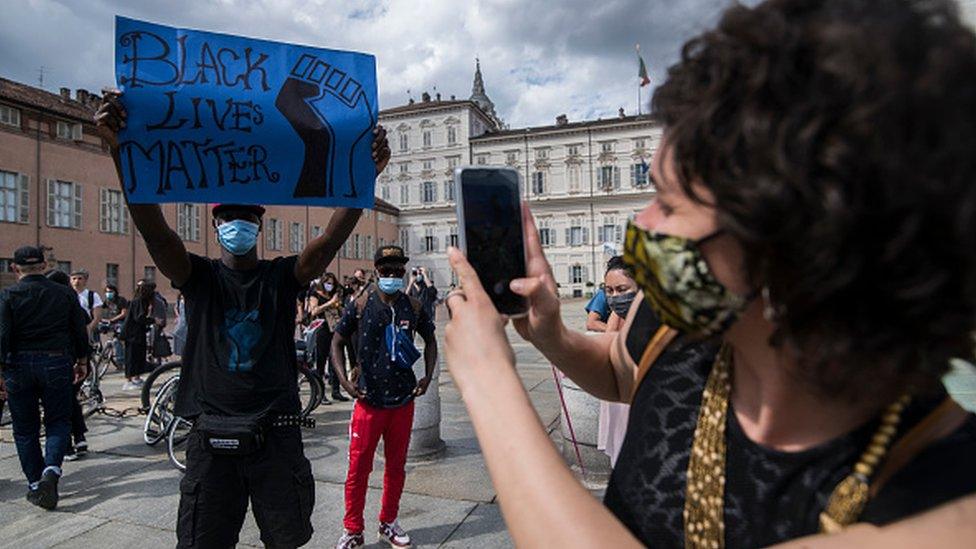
[378,520,412,548]
[335,531,364,549]
[122,382,139,391]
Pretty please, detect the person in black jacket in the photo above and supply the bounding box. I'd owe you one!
[120,280,165,390]
[0,246,89,510]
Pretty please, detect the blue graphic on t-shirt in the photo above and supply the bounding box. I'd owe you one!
[224,309,261,372]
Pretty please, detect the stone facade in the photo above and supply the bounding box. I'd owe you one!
[378,63,660,297]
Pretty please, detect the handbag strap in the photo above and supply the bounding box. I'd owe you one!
[630,326,679,403]
[868,397,969,497]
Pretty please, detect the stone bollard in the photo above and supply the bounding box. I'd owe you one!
[408,342,446,461]
[557,371,611,487]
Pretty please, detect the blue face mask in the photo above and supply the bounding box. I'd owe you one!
[217,220,259,256]
[378,277,404,295]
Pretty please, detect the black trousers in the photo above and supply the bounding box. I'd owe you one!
[70,381,87,443]
[124,336,147,378]
[314,327,342,393]
[177,426,314,549]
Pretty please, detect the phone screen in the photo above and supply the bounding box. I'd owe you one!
[458,168,528,316]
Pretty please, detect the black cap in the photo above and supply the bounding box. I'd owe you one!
[374,245,409,267]
[212,203,266,218]
[13,246,45,266]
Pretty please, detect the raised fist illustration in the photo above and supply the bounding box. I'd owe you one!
[275,53,376,199]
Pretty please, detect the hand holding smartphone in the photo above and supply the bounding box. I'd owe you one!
[454,166,529,318]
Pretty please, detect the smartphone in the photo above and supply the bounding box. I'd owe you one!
[455,166,529,318]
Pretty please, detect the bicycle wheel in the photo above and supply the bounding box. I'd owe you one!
[298,370,323,418]
[140,360,182,411]
[143,375,179,446]
[78,370,104,418]
[96,345,111,379]
[167,417,193,472]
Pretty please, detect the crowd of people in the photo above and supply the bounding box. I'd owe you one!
[2,0,976,547]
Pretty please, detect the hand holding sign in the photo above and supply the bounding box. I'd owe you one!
[113,17,380,207]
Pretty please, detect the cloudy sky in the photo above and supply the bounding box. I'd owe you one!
[0,0,744,128]
[2,0,975,128]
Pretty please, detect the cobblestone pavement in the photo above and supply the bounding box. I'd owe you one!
[1,300,974,548]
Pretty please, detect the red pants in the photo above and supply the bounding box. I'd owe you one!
[343,400,415,533]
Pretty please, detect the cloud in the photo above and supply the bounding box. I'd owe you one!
[0,0,739,127]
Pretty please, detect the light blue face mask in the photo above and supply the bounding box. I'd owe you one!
[378,277,404,295]
[216,220,259,256]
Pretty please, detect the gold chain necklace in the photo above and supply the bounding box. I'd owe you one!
[683,344,910,548]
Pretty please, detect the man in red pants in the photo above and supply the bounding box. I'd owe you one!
[330,245,437,549]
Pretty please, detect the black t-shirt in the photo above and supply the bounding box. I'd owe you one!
[334,290,435,408]
[173,253,302,418]
[102,296,129,321]
[603,299,976,547]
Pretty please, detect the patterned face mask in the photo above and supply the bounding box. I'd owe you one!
[622,220,751,337]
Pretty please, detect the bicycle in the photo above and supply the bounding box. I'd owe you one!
[140,359,182,412]
[78,357,105,418]
[143,373,180,446]
[92,322,124,378]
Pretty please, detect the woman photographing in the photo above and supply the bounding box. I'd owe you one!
[443,0,976,546]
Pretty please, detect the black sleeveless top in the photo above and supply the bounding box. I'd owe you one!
[603,299,976,547]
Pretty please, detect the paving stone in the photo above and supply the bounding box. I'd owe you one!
[0,501,108,549]
[441,502,513,548]
[49,520,178,549]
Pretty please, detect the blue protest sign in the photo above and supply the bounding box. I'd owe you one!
[114,16,378,208]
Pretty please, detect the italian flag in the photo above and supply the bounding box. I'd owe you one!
[637,44,650,87]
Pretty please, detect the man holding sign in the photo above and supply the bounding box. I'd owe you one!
[97,18,391,549]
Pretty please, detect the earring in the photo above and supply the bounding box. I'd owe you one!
[762,286,777,322]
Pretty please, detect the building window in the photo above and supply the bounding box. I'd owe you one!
[598,215,622,245]
[399,228,410,253]
[531,171,546,195]
[106,263,119,286]
[422,130,432,148]
[0,170,29,224]
[311,225,323,239]
[566,217,588,247]
[505,151,519,166]
[379,237,386,248]
[570,264,585,284]
[400,184,409,205]
[447,125,457,145]
[422,181,437,204]
[598,165,620,190]
[601,141,615,154]
[535,148,549,160]
[422,159,433,171]
[634,138,646,150]
[353,234,362,259]
[46,179,82,229]
[56,121,82,141]
[266,218,283,250]
[399,162,410,175]
[56,261,72,274]
[566,144,581,157]
[381,183,391,201]
[99,189,129,235]
[449,224,458,248]
[0,258,13,273]
[447,156,460,170]
[568,165,581,193]
[144,266,157,282]
[476,154,489,165]
[399,132,408,151]
[423,226,437,253]
[538,218,553,247]
[289,222,305,253]
[0,105,21,128]
[444,180,455,202]
[630,163,649,188]
[366,235,374,258]
[176,203,200,241]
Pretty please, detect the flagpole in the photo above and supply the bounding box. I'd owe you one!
[636,43,642,116]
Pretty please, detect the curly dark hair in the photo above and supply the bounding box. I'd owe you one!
[652,0,976,398]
